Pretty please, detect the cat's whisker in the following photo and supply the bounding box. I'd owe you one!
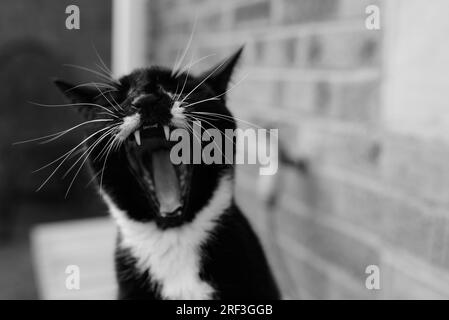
[85,170,101,188]
[62,126,117,179]
[65,82,117,93]
[29,101,120,118]
[34,126,114,192]
[184,115,234,165]
[190,111,267,132]
[182,97,220,109]
[94,129,121,162]
[185,114,237,161]
[64,127,118,198]
[175,115,202,149]
[93,89,120,100]
[39,119,114,145]
[171,49,183,77]
[176,53,195,101]
[171,16,198,76]
[97,111,117,118]
[184,114,237,149]
[63,63,119,85]
[14,119,114,145]
[179,59,229,105]
[33,125,115,174]
[99,134,120,191]
[175,53,216,81]
[172,82,181,102]
[93,83,123,115]
[183,72,249,108]
[95,63,114,82]
[110,93,124,111]
[92,44,115,79]
[66,148,85,161]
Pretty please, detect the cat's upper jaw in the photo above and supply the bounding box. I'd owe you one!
[100,174,233,300]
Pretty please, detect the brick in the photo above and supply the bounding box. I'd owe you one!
[281,0,339,24]
[234,0,271,25]
[307,31,381,69]
[382,263,448,299]
[230,78,278,107]
[200,12,224,32]
[282,240,380,299]
[277,206,381,282]
[381,136,449,205]
[252,36,310,68]
[281,166,340,216]
[315,130,382,175]
[286,124,381,177]
[256,38,298,67]
[253,39,266,63]
[283,80,316,113]
[339,0,383,18]
[314,80,380,124]
[282,247,332,299]
[292,36,313,67]
[280,167,446,265]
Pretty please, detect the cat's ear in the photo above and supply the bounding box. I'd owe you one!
[53,79,99,119]
[53,79,98,103]
[198,46,244,97]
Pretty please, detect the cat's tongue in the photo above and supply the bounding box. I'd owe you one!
[151,149,182,216]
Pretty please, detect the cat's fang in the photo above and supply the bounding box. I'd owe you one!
[134,130,141,146]
[163,126,170,140]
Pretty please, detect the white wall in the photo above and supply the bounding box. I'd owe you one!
[383,0,449,141]
[111,0,149,78]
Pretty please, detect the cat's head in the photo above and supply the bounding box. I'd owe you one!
[54,48,243,228]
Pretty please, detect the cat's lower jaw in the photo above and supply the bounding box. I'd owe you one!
[101,174,233,300]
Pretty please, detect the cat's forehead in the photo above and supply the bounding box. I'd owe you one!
[121,67,179,90]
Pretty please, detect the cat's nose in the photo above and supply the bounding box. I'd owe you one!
[133,94,172,125]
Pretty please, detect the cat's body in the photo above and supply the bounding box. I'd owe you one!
[109,178,278,299]
[55,47,280,300]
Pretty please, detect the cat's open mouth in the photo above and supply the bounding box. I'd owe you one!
[125,125,191,220]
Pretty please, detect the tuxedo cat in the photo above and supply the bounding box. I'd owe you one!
[54,47,280,300]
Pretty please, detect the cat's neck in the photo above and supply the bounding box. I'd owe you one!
[100,174,233,299]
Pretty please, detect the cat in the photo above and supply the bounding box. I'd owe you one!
[54,47,280,300]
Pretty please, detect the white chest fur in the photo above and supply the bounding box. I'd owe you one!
[101,176,232,300]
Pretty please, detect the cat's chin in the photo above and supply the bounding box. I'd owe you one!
[124,131,192,222]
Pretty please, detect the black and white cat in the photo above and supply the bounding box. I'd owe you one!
[54,48,280,300]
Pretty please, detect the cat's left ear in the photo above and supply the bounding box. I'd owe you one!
[53,79,98,103]
[53,79,99,119]
[198,46,244,96]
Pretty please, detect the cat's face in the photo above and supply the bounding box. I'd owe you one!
[55,48,242,228]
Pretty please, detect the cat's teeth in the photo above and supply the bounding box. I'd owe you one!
[163,126,170,140]
[134,130,141,146]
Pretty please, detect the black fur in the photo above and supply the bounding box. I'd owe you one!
[55,47,280,300]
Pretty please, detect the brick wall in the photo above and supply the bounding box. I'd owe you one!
[147,0,449,299]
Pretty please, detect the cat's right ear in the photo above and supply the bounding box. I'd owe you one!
[53,79,98,119]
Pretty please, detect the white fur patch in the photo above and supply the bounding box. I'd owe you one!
[101,175,233,300]
[171,101,187,128]
[116,113,141,142]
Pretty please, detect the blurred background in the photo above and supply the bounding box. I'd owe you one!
[2,0,449,299]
